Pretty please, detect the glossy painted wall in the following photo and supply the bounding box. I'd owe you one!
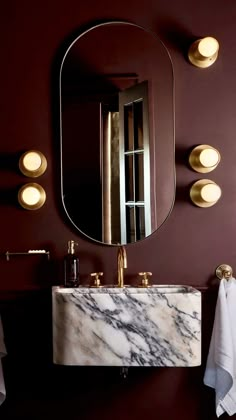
[0,0,236,418]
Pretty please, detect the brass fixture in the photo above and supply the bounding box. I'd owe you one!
[188,36,219,68]
[189,145,221,173]
[190,179,221,207]
[19,150,47,177]
[117,245,127,287]
[215,264,233,280]
[138,272,152,287]
[5,250,50,261]
[90,272,104,287]
[18,183,46,210]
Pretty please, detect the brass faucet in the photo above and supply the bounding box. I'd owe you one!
[117,245,127,287]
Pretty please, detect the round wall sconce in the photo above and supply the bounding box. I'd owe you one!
[189,144,221,173]
[190,179,222,208]
[18,183,46,210]
[19,150,47,177]
[188,36,219,68]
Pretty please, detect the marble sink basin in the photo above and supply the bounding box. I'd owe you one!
[52,285,201,367]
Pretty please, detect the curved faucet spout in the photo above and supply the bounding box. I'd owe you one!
[117,245,127,287]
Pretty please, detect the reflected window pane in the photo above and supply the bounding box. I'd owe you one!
[125,155,134,201]
[126,205,135,243]
[135,153,144,201]
[134,100,143,149]
[124,104,134,151]
[136,206,145,240]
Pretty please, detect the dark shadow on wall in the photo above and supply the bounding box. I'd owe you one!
[153,18,198,62]
[0,152,22,173]
[0,186,20,207]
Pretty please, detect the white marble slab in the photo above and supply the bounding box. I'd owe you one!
[52,285,201,367]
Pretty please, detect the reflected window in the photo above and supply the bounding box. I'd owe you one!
[119,81,151,243]
[102,81,150,243]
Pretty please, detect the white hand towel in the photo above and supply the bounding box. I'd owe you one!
[0,317,6,405]
[203,277,236,417]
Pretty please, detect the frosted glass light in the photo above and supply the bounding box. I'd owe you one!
[188,36,219,68]
[190,179,222,208]
[198,37,219,58]
[18,183,46,210]
[189,145,221,173]
[201,184,221,203]
[21,186,41,205]
[19,150,47,177]
[22,152,42,171]
[199,148,220,168]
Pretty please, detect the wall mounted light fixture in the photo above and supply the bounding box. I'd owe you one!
[18,183,46,210]
[189,144,221,173]
[190,179,221,207]
[188,36,219,68]
[19,150,47,177]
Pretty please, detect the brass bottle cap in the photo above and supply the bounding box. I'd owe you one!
[189,145,220,173]
[190,179,222,207]
[68,240,78,254]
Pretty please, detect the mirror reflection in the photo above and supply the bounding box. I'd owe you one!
[60,21,175,245]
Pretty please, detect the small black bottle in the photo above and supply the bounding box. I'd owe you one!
[64,240,79,287]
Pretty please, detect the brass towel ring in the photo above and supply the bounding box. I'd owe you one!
[215,264,233,280]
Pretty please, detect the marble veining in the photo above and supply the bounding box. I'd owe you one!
[52,286,201,367]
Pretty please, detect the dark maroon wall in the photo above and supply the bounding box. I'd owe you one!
[0,0,236,419]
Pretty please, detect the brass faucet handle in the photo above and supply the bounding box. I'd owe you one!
[90,272,104,287]
[138,272,152,287]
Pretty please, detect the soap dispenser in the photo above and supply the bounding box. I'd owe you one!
[64,240,79,287]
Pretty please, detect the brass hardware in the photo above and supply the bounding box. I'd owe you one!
[190,179,221,208]
[18,183,46,210]
[90,272,104,287]
[188,36,219,68]
[117,246,127,288]
[5,250,50,261]
[138,272,152,287]
[215,264,233,280]
[19,150,47,177]
[189,145,221,173]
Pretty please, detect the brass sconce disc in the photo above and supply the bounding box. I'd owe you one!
[19,150,47,177]
[189,145,221,173]
[188,37,219,68]
[190,179,221,207]
[18,183,46,210]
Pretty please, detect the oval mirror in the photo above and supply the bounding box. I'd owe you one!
[60,21,175,245]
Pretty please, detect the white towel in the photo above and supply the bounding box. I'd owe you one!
[0,317,6,405]
[204,277,236,417]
